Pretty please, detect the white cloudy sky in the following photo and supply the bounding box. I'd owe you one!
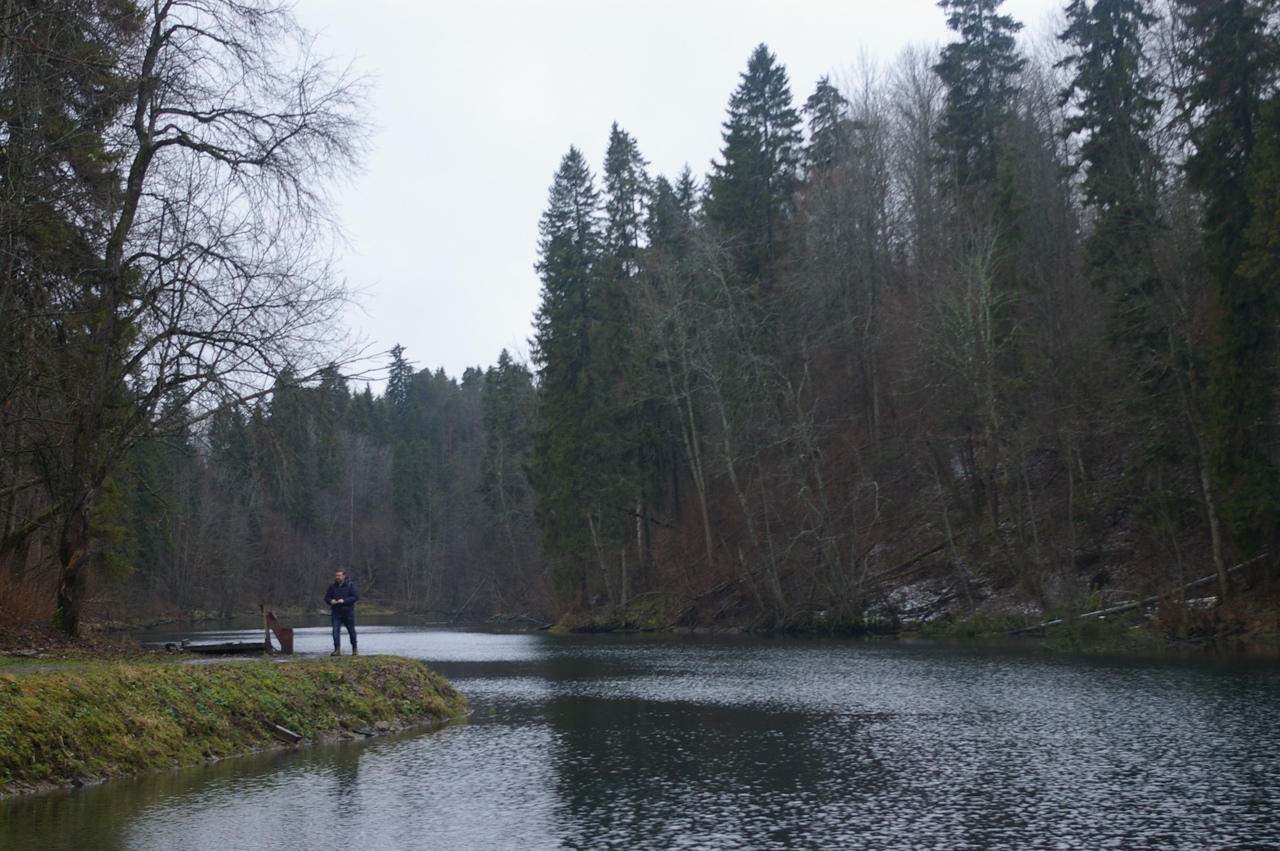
[290,0,1064,384]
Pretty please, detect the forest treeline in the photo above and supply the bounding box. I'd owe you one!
[5,0,1280,633]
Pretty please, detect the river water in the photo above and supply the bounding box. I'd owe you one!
[4,624,1280,850]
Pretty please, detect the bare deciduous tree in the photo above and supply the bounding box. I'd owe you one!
[23,0,366,634]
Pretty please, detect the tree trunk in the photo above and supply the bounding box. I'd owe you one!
[54,496,93,636]
[1197,453,1228,601]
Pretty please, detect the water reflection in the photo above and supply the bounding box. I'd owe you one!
[5,628,1280,850]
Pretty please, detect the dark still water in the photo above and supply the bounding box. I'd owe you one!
[5,626,1280,850]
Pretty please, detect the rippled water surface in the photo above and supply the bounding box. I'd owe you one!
[6,625,1280,850]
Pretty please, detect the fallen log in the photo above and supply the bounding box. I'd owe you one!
[1009,555,1266,636]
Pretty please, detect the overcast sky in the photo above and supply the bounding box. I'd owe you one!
[290,0,1064,385]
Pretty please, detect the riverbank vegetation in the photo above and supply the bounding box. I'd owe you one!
[0,656,466,796]
[4,0,1280,642]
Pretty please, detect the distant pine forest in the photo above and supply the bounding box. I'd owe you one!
[5,0,1280,637]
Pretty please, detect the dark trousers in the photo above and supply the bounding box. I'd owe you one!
[331,608,356,648]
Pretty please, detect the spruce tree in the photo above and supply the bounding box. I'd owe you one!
[934,0,1027,191]
[264,371,319,530]
[529,147,612,599]
[706,43,803,282]
[126,398,197,604]
[599,123,648,417]
[1176,0,1280,574]
[603,123,650,273]
[933,0,1030,382]
[1058,0,1164,348]
[1,0,140,631]
[647,176,682,251]
[386,345,413,410]
[481,351,535,507]
[0,0,138,349]
[481,350,538,568]
[647,166,700,253]
[804,76,852,174]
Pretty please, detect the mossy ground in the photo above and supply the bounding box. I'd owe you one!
[0,656,466,796]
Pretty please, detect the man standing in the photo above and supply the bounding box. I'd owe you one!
[325,569,359,656]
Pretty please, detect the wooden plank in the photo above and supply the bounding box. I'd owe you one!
[266,722,303,744]
[180,639,270,654]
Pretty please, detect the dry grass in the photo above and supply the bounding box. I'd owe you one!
[0,570,57,626]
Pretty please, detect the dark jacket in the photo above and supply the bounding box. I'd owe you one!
[325,578,359,615]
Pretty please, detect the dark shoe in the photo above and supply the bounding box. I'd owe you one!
[330,648,341,657]
[352,645,358,656]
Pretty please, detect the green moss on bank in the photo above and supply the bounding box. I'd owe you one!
[0,656,466,795]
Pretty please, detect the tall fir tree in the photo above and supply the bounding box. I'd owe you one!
[934,0,1027,192]
[937,0,1035,354]
[706,43,803,283]
[603,123,651,273]
[603,125,669,593]
[804,76,852,174]
[599,124,648,432]
[647,166,700,253]
[1176,0,1280,575]
[1,0,142,627]
[386,345,413,410]
[529,147,620,601]
[1058,0,1164,351]
[0,0,139,361]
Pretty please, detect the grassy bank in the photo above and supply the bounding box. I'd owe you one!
[0,656,467,796]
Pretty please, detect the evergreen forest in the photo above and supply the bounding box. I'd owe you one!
[5,0,1280,637]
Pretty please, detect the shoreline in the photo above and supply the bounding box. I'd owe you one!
[0,655,467,798]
